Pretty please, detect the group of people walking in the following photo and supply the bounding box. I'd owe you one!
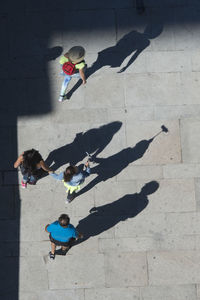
[14,147,90,259]
[14,39,148,260]
[14,46,91,260]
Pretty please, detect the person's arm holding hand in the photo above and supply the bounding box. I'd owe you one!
[40,160,52,173]
[49,171,64,181]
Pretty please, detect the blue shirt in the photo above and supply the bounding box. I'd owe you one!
[47,221,78,242]
[50,166,90,186]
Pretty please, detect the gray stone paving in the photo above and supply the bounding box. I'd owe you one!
[1,0,200,299]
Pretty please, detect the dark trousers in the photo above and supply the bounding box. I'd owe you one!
[67,191,76,202]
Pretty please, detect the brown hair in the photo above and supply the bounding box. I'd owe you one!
[63,166,77,182]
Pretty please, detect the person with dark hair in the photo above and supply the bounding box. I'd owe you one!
[14,149,52,188]
[50,161,90,203]
[45,214,82,260]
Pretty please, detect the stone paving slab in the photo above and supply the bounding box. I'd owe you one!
[192,50,200,71]
[99,237,161,253]
[19,257,48,291]
[125,120,181,165]
[0,186,15,219]
[147,250,200,285]
[125,73,183,107]
[0,220,19,242]
[99,234,199,253]
[20,290,84,300]
[181,119,200,163]
[154,104,200,120]
[94,180,137,206]
[85,287,140,300]
[0,127,16,170]
[38,289,84,300]
[140,284,197,300]
[116,165,163,181]
[146,50,191,73]
[47,253,105,289]
[163,163,200,178]
[104,252,147,287]
[165,212,200,235]
[85,74,125,108]
[115,212,167,237]
[195,178,200,211]
[137,178,196,213]
[0,257,18,292]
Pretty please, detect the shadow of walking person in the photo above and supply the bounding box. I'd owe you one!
[66,23,163,98]
[76,125,168,197]
[87,29,150,76]
[76,137,154,197]
[75,181,159,245]
[45,121,122,171]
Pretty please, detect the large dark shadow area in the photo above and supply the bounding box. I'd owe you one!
[75,181,159,244]
[76,126,168,197]
[45,121,122,171]
[76,135,153,197]
[0,4,61,299]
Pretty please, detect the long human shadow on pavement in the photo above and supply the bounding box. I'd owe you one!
[45,121,122,171]
[66,23,163,98]
[75,181,159,244]
[76,126,167,198]
[76,137,153,197]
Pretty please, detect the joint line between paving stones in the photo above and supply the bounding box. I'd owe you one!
[145,251,149,287]
[178,118,183,164]
[113,8,118,43]
[83,288,86,300]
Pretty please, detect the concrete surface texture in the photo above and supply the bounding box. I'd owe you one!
[1,0,200,299]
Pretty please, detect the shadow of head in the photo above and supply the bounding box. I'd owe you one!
[143,23,163,40]
[45,46,63,61]
[140,180,159,196]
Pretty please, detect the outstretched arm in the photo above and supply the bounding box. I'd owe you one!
[40,160,52,172]
[50,172,64,181]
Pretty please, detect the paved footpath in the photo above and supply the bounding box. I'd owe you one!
[1,0,200,299]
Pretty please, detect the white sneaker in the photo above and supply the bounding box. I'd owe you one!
[58,95,65,102]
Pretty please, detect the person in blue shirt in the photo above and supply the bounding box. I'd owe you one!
[45,214,82,259]
[49,161,90,203]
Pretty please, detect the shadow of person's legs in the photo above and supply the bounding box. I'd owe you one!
[66,79,82,99]
[76,175,101,198]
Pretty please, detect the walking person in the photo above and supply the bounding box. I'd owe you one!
[50,161,90,203]
[14,149,52,188]
[58,46,86,102]
[45,214,83,260]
